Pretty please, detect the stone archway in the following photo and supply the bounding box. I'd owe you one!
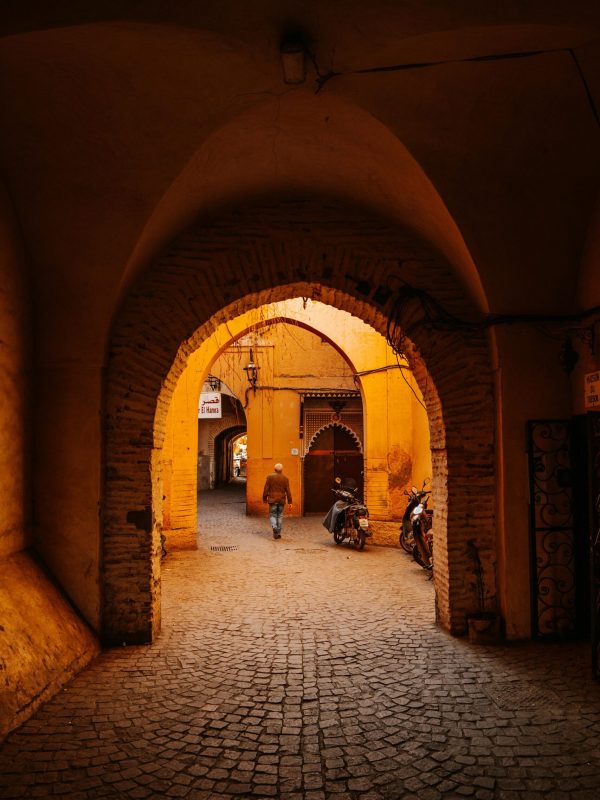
[212,424,246,486]
[102,199,495,644]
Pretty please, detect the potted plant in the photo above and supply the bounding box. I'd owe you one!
[465,540,502,644]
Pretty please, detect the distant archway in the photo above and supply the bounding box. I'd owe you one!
[213,425,246,486]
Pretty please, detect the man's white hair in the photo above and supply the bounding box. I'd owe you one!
[274,463,283,472]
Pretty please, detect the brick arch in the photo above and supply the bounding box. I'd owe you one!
[211,424,246,487]
[307,422,363,455]
[206,417,246,460]
[103,199,495,645]
[206,418,246,482]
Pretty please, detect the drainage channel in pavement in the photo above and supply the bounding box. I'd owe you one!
[209,545,239,552]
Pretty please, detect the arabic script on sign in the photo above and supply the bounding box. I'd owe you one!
[199,392,222,418]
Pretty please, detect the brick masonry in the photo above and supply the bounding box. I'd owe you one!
[103,200,496,644]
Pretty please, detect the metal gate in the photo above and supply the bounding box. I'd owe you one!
[527,420,577,638]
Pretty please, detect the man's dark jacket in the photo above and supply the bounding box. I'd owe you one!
[263,472,292,504]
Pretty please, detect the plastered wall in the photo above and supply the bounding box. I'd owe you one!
[0,188,99,739]
[495,327,592,640]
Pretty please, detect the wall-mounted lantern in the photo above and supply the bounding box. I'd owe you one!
[243,348,259,391]
[280,40,306,84]
[329,399,346,421]
[207,374,221,391]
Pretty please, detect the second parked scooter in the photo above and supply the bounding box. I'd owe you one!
[400,480,433,570]
[323,477,371,550]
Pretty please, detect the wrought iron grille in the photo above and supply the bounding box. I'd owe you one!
[303,411,363,456]
[527,420,576,638]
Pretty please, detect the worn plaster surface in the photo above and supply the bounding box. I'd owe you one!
[1,483,600,799]
[0,553,99,739]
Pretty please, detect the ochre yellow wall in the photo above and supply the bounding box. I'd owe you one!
[162,367,200,547]
[162,300,431,547]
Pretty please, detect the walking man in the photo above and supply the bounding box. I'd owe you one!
[263,462,292,539]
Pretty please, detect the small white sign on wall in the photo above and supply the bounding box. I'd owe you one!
[585,371,600,410]
[199,392,222,418]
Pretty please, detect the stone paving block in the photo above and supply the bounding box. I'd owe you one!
[2,491,600,798]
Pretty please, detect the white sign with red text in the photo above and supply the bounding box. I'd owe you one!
[199,392,222,418]
[585,371,600,410]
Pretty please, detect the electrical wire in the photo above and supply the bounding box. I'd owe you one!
[311,43,600,134]
[395,352,427,412]
[384,278,600,357]
[353,364,411,377]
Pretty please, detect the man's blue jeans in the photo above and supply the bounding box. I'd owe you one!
[269,502,284,533]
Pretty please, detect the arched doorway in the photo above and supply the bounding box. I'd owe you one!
[304,424,363,513]
[214,427,246,486]
[231,433,247,480]
[103,200,495,644]
[195,389,246,492]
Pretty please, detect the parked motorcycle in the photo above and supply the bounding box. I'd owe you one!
[323,477,371,550]
[400,482,427,553]
[400,481,433,570]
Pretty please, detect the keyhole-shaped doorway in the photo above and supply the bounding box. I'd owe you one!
[304,424,363,512]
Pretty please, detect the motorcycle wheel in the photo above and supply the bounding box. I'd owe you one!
[333,531,345,544]
[355,531,366,551]
[400,521,414,553]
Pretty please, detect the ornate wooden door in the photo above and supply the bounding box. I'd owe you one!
[304,426,363,513]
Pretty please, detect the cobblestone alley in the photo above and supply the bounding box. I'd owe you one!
[2,483,600,799]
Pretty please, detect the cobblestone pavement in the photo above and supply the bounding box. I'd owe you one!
[2,482,600,799]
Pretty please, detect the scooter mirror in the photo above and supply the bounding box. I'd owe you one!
[411,486,418,494]
[335,476,342,485]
